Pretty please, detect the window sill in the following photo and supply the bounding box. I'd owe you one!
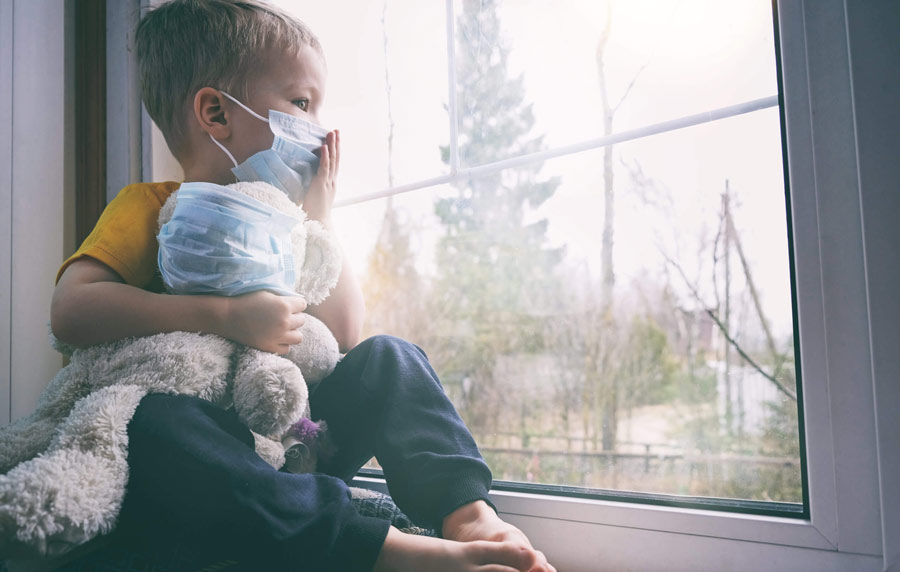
[352,475,882,571]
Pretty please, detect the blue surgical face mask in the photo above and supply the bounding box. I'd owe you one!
[209,91,330,203]
[157,182,301,296]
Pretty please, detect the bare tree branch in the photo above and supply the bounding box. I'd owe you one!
[662,251,798,402]
[622,158,674,212]
[611,0,684,114]
[613,59,650,114]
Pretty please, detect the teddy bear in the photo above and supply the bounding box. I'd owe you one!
[155,180,344,471]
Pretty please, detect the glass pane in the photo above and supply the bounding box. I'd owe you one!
[273,0,450,198]
[453,0,779,166]
[349,106,801,503]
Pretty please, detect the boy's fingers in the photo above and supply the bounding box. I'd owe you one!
[334,129,340,175]
[318,143,330,181]
[286,329,303,345]
[328,131,338,180]
[286,296,308,313]
[288,313,306,330]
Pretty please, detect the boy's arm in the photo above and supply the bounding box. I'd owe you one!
[52,258,307,354]
[305,217,366,353]
[303,129,366,352]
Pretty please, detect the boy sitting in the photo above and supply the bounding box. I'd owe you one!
[50,1,555,571]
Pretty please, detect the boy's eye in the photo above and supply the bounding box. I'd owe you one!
[293,99,310,111]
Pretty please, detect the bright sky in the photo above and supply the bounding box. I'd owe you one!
[274,0,793,339]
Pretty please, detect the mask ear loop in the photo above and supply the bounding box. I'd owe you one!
[209,90,272,168]
[209,134,239,167]
[220,91,270,123]
[208,90,271,172]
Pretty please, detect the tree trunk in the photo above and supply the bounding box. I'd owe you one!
[596,5,618,452]
[722,184,734,438]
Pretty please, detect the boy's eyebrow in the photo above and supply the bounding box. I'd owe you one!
[285,81,322,98]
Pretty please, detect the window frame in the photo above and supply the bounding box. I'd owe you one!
[136,1,897,569]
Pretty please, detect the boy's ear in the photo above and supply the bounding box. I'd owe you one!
[193,87,231,139]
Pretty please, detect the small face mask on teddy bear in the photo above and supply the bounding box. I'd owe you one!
[157,182,300,296]
[209,91,330,203]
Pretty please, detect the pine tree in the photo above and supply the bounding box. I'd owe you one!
[428,0,564,431]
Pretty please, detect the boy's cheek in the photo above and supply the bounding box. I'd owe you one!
[234,127,276,161]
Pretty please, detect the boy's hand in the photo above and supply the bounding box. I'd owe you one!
[223,291,307,354]
[302,129,340,222]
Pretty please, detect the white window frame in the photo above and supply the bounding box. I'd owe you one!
[136,1,898,569]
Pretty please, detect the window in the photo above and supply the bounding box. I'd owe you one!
[280,0,803,512]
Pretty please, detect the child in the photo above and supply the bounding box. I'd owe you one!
[50,1,554,571]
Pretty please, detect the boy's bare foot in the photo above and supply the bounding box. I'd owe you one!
[442,501,556,572]
[373,526,539,572]
[442,500,529,545]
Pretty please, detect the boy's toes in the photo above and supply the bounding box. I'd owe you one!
[471,541,538,570]
[527,550,556,572]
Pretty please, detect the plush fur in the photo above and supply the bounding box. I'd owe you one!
[0,181,343,562]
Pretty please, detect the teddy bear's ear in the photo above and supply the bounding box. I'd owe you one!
[227,181,303,218]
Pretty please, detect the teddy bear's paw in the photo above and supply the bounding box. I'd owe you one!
[233,349,309,437]
[286,314,341,386]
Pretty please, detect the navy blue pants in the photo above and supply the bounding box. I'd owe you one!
[116,335,493,572]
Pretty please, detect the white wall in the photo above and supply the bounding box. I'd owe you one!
[0,0,73,424]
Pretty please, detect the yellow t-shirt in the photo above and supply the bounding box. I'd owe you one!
[57,181,181,292]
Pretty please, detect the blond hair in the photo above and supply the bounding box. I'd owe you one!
[135,0,322,159]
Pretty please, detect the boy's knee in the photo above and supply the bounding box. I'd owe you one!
[357,334,427,361]
[350,335,444,396]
